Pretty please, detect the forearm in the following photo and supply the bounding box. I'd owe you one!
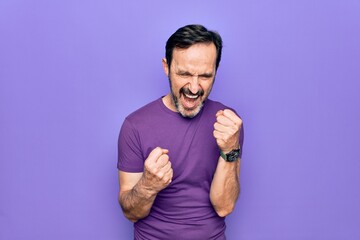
[210,157,240,217]
[119,177,157,222]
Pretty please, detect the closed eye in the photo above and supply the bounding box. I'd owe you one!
[199,74,213,80]
[176,71,214,80]
[178,72,192,77]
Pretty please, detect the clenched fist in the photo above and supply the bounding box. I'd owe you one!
[213,109,242,153]
[143,147,173,194]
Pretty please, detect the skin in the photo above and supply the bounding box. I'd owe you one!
[118,42,242,222]
[211,109,242,216]
[119,147,173,222]
[162,43,217,118]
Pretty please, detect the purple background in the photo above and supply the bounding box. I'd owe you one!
[1,0,360,239]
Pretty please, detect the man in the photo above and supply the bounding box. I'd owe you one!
[118,24,244,239]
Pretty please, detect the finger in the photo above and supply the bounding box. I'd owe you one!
[156,153,169,167]
[164,168,173,183]
[160,165,172,177]
[217,110,242,129]
[162,162,173,177]
[158,156,171,171]
[216,114,235,127]
[147,147,168,163]
[214,122,229,133]
[223,109,242,126]
[213,129,225,140]
[216,110,223,117]
[158,165,173,184]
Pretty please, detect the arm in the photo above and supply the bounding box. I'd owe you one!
[210,156,240,217]
[210,109,243,217]
[118,147,173,222]
[118,171,156,222]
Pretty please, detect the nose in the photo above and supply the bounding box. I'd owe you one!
[188,76,200,94]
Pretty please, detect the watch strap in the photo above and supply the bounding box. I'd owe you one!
[220,148,241,162]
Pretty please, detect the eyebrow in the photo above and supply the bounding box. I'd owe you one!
[198,73,214,78]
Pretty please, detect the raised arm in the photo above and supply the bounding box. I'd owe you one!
[210,109,243,217]
[118,147,173,222]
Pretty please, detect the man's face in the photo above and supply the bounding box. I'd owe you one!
[164,43,217,118]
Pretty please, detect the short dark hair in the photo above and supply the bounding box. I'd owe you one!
[165,24,223,71]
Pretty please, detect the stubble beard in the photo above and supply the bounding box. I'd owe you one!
[168,77,212,119]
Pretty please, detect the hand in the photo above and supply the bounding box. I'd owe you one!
[213,109,242,153]
[143,147,173,194]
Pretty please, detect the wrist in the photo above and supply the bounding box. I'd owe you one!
[220,145,240,154]
[138,177,159,198]
[219,147,241,162]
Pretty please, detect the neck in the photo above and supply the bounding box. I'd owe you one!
[162,94,177,112]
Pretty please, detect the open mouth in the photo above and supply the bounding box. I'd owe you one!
[184,92,200,99]
[177,87,205,110]
[181,92,201,110]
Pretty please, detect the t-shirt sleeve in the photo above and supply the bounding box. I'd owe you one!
[117,118,144,172]
[239,122,244,158]
[230,107,245,158]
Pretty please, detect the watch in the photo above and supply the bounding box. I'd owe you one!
[220,148,241,162]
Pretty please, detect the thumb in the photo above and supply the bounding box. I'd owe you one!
[147,147,168,163]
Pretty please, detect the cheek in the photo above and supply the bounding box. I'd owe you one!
[202,81,214,93]
[172,81,182,91]
[171,77,187,91]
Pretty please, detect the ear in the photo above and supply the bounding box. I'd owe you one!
[162,58,169,77]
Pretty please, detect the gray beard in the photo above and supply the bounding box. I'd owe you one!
[168,77,209,119]
[171,91,203,119]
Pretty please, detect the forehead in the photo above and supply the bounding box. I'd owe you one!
[171,43,217,73]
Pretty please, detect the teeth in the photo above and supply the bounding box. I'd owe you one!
[185,93,198,99]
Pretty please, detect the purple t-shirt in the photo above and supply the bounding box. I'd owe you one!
[118,98,243,240]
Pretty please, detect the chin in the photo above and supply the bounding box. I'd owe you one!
[171,91,207,118]
[178,104,203,118]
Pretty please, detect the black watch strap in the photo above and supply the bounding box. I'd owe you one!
[220,148,241,162]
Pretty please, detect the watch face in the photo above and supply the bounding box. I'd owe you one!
[226,150,240,162]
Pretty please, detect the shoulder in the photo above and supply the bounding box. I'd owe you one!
[203,99,231,116]
[118,99,162,156]
[125,98,162,124]
[121,97,174,135]
[205,99,241,117]
[205,99,229,110]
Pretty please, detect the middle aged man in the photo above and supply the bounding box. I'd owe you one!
[118,24,244,239]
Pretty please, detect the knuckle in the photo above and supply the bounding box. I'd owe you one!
[157,171,164,179]
[155,147,163,154]
[163,173,170,181]
[231,126,237,134]
[159,156,168,164]
[164,162,169,169]
[144,161,152,169]
[235,117,242,125]
[152,147,160,153]
[224,109,233,116]
[150,167,158,175]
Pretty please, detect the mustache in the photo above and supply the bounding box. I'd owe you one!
[180,87,204,97]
